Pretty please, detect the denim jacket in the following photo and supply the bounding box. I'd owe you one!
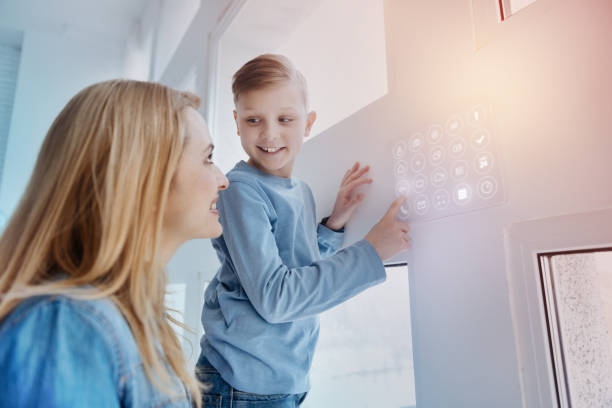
[0,294,191,407]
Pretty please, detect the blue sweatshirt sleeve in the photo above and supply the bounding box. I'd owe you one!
[0,300,120,407]
[316,222,345,258]
[217,181,386,324]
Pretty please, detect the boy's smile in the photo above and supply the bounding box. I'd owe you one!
[234,82,316,178]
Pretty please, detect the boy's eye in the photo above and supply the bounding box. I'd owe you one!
[246,118,260,124]
[279,117,293,123]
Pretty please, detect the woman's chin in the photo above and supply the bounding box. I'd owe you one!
[209,223,224,239]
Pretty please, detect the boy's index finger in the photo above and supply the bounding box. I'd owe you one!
[387,196,407,217]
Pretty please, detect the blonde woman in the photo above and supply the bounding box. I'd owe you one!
[0,80,228,407]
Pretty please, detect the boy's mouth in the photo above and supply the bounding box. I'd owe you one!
[258,146,285,154]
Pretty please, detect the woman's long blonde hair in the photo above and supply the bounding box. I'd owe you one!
[0,79,203,405]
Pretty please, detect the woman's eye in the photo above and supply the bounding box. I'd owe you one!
[205,154,214,164]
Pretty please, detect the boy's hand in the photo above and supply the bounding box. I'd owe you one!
[325,162,373,231]
[364,196,411,260]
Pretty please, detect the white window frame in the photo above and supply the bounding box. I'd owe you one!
[505,208,612,407]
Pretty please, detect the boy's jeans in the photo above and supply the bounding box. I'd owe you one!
[196,354,307,408]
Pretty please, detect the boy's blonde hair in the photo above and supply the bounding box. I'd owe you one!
[232,54,309,110]
[0,80,203,406]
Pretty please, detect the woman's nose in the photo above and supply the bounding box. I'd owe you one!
[216,168,229,191]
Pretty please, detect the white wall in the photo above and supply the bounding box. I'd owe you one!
[0,27,124,217]
[293,0,612,406]
[153,0,201,81]
[124,0,162,81]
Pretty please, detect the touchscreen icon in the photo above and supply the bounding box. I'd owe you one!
[429,146,445,166]
[453,183,472,205]
[427,125,444,144]
[449,138,466,159]
[451,161,468,180]
[413,174,427,193]
[399,201,411,219]
[474,152,494,174]
[470,130,490,150]
[395,179,411,197]
[433,189,450,210]
[430,167,448,187]
[414,194,430,215]
[446,114,463,134]
[410,153,426,173]
[394,160,409,177]
[393,140,407,159]
[409,133,424,152]
[477,176,498,199]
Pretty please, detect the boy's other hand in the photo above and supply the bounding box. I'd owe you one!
[325,162,373,231]
[364,196,411,261]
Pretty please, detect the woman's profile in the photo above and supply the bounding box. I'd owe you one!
[0,80,228,407]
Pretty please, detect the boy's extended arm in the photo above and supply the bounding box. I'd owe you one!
[219,181,386,324]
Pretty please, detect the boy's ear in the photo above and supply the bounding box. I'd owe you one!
[304,111,317,138]
[233,110,240,136]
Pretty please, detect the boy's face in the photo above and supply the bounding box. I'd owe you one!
[234,82,316,178]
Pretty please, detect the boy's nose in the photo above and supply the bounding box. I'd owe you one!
[259,122,278,140]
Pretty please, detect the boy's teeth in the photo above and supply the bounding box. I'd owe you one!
[261,147,281,153]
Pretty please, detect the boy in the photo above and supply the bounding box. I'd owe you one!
[197,54,410,407]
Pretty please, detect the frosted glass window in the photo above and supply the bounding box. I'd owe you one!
[541,251,612,408]
[304,263,416,408]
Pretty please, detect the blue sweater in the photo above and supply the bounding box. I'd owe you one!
[199,161,386,394]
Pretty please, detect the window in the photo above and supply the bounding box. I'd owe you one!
[304,263,417,408]
[539,250,612,408]
[498,0,538,21]
[0,38,21,201]
[506,208,612,407]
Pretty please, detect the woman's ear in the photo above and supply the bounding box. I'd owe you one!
[304,111,317,138]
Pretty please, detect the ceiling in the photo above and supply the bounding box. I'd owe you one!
[0,0,150,44]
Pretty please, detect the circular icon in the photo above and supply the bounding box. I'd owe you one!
[409,133,424,152]
[393,140,408,159]
[453,183,472,205]
[398,201,411,219]
[450,160,469,181]
[410,153,426,173]
[446,114,464,134]
[429,146,445,166]
[477,176,498,199]
[427,125,444,145]
[414,194,430,216]
[430,167,448,188]
[448,138,467,159]
[467,105,487,127]
[413,174,427,193]
[473,151,494,175]
[432,189,451,210]
[395,179,411,197]
[470,129,490,150]
[394,160,409,177]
